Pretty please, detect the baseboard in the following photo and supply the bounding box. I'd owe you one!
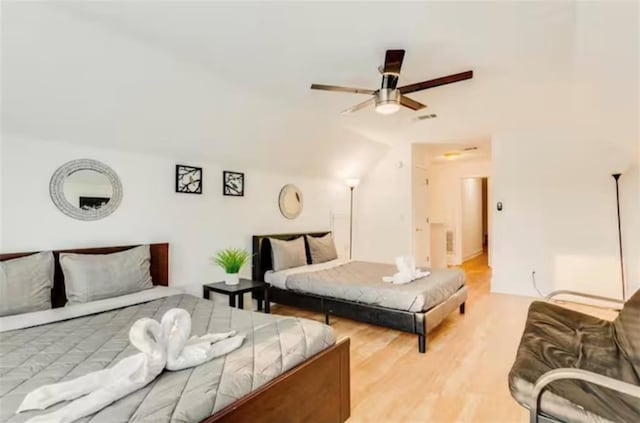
[462,249,484,262]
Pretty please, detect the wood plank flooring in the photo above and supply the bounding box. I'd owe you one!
[270,254,616,422]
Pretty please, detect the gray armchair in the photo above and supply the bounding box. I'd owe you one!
[509,289,640,422]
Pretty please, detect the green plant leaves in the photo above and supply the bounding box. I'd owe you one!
[212,248,250,274]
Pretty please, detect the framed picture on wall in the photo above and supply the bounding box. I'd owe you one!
[223,171,244,196]
[176,164,203,194]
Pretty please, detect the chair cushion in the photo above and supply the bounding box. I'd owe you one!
[509,301,640,422]
[614,289,640,374]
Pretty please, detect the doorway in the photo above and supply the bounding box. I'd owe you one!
[461,177,489,263]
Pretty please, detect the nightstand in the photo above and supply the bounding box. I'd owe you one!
[203,279,270,313]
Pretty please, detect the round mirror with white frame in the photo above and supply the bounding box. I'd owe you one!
[278,184,303,219]
[50,159,123,221]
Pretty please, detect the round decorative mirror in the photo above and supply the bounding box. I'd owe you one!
[278,184,303,219]
[49,159,123,221]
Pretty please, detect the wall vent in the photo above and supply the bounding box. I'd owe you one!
[446,230,455,254]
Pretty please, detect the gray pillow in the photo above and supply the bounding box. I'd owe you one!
[270,237,307,272]
[0,252,54,316]
[60,245,153,305]
[306,233,338,264]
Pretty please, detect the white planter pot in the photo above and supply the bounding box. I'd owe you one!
[225,273,240,286]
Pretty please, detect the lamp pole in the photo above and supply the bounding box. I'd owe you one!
[612,173,625,300]
[349,186,354,260]
[345,178,360,260]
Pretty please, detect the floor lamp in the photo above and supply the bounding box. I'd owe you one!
[345,178,360,260]
[612,173,626,300]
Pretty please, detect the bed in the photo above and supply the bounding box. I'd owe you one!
[252,232,468,353]
[0,243,350,423]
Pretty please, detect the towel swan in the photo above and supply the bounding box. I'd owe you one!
[18,317,167,423]
[18,309,245,423]
[382,256,430,285]
[161,308,244,371]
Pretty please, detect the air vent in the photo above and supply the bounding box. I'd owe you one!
[416,113,437,120]
[446,230,455,254]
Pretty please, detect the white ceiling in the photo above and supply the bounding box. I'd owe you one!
[1,1,636,177]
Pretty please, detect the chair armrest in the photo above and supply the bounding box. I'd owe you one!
[529,368,640,423]
[545,290,624,310]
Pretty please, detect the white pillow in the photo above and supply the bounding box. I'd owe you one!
[0,252,54,317]
[306,233,338,264]
[269,237,307,272]
[60,245,153,305]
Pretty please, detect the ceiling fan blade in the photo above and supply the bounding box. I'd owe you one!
[383,49,405,74]
[398,70,473,94]
[341,97,375,115]
[400,95,427,111]
[310,84,375,95]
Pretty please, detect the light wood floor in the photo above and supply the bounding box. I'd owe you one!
[270,254,617,423]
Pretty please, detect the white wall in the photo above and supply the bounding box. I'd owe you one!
[490,2,639,299]
[0,135,350,297]
[461,178,484,261]
[354,142,413,263]
[491,128,639,299]
[0,136,3,251]
[428,159,492,265]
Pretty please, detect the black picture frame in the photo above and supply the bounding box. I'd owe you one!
[223,171,245,197]
[175,164,203,194]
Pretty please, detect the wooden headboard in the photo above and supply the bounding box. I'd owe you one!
[252,232,330,282]
[0,243,169,308]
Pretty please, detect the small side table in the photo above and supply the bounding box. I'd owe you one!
[203,279,270,313]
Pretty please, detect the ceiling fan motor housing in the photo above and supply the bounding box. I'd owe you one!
[376,88,401,108]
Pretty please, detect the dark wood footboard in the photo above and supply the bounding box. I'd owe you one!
[204,337,351,423]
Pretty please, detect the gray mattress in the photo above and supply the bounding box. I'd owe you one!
[0,294,335,423]
[284,261,466,313]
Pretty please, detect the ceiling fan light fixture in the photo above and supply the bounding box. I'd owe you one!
[375,89,401,115]
[375,102,401,115]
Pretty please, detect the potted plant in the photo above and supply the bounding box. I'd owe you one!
[212,248,250,285]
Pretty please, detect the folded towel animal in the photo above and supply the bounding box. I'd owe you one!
[382,256,431,285]
[17,317,168,423]
[18,308,244,423]
[162,308,244,371]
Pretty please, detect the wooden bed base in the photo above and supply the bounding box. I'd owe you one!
[206,338,350,423]
[252,233,467,353]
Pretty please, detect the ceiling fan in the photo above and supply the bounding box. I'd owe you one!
[311,49,473,115]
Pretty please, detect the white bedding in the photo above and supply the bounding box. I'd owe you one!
[264,258,351,289]
[0,285,184,332]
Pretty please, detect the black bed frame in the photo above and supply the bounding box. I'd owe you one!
[251,232,465,353]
